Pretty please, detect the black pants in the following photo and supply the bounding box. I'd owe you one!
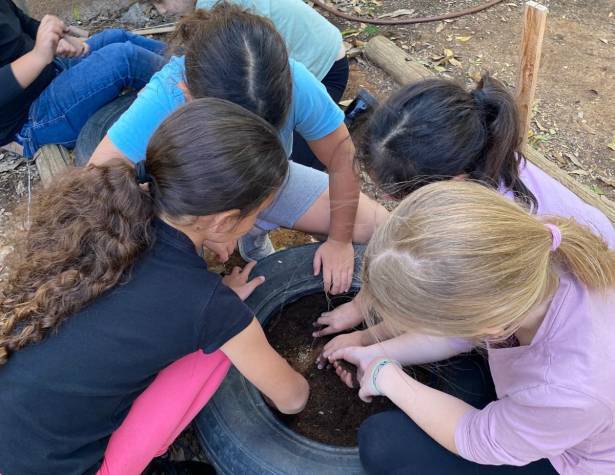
[291,56,349,171]
[358,353,558,474]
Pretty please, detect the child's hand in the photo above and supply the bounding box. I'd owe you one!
[222,261,265,301]
[56,36,89,58]
[33,15,68,65]
[313,238,354,295]
[312,299,363,337]
[204,238,237,263]
[316,330,367,369]
[330,347,395,403]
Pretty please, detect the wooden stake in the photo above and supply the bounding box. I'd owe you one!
[516,1,548,152]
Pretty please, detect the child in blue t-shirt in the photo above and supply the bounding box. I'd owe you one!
[0,98,310,474]
[0,0,166,157]
[90,4,388,296]
[148,0,350,171]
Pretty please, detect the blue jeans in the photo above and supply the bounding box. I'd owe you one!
[358,353,558,474]
[19,29,166,158]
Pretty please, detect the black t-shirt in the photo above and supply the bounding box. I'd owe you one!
[0,219,253,475]
[0,0,57,145]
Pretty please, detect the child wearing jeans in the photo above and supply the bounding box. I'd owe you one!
[328,181,615,474]
[0,99,309,474]
[149,0,350,170]
[0,0,166,157]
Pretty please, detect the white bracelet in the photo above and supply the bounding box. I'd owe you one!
[370,358,402,396]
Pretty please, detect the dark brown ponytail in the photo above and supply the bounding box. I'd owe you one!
[362,73,537,209]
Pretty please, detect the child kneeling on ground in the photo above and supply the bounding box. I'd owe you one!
[326,181,615,474]
[0,0,166,157]
[0,99,309,474]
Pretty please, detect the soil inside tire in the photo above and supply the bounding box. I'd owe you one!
[265,293,395,447]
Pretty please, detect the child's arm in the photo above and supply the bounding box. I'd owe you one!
[330,347,472,454]
[307,124,360,296]
[8,15,65,90]
[221,318,310,414]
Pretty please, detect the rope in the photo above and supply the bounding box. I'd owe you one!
[311,0,505,25]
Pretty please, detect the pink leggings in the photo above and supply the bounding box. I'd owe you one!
[97,350,230,475]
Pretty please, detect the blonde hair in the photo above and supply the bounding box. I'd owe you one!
[362,181,615,340]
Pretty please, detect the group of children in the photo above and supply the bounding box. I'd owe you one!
[0,1,613,474]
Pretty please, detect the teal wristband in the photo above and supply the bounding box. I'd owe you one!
[370,358,402,396]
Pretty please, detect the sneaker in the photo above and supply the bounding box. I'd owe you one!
[238,228,275,262]
[343,88,379,129]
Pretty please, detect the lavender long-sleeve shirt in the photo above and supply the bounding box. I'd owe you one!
[455,270,615,474]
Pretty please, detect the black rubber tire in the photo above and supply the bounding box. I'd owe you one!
[74,93,136,166]
[195,243,368,475]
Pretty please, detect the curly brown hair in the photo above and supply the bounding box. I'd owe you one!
[0,98,288,364]
[0,164,153,364]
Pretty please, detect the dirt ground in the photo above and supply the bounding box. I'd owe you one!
[0,0,613,461]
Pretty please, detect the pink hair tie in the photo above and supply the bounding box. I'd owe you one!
[545,223,562,252]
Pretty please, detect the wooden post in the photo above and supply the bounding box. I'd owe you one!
[362,34,615,223]
[515,1,548,152]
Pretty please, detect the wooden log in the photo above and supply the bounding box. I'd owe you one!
[34,144,72,187]
[363,34,615,224]
[524,147,615,223]
[131,24,176,36]
[363,36,431,85]
[516,1,548,151]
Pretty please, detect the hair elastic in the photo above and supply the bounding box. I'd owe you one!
[545,223,562,252]
[135,160,152,184]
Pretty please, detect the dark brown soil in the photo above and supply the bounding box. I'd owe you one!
[265,293,394,447]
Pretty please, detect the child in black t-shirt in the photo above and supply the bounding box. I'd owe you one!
[0,98,309,474]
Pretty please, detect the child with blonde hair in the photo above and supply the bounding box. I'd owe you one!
[327,181,615,474]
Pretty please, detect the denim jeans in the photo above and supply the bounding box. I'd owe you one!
[357,353,558,474]
[19,29,166,158]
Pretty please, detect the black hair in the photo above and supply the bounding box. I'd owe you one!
[172,2,292,129]
[361,73,537,209]
[146,97,288,218]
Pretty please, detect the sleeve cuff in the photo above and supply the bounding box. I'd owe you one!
[454,408,481,461]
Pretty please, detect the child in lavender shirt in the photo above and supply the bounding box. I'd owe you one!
[327,181,615,474]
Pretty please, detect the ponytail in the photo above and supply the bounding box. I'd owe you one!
[0,165,154,364]
[362,181,614,340]
[362,73,537,208]
[469,74,537,209]
[547,217,615,290]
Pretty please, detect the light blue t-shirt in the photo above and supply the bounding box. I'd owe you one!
[108,56,344,163]
[196,0,342,80]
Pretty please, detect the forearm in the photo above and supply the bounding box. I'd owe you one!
[10,51,49,89]
[327,141,360,243]
[379,365,474,454]
[367,333,470,366]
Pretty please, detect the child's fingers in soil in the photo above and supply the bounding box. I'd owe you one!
[333,360,360,388]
